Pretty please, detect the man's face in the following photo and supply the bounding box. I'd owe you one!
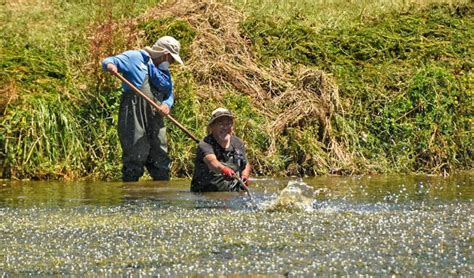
[211,117,233,142]
[152,53,173,65]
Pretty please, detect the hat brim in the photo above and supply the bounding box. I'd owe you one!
[144,47,183,65]
[208,114,234,126]
[144,47,163,58]
[170,53,184,65]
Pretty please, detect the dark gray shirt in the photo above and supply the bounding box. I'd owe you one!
[191,134,248,192]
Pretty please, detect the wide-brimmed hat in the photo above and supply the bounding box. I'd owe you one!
[208,108,234,126]
[144,36,183,64]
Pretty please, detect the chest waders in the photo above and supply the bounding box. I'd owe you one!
[191,137,246,192]
[118,75,170,181]
[218,145,246,192]
[216,160,242,192]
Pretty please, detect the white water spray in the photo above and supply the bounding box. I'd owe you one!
[262,180,316,212]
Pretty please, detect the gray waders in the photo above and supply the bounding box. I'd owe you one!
[118,76,170,181]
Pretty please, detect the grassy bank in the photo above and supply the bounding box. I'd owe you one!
[1,0,472,180]
[242,2,473,174]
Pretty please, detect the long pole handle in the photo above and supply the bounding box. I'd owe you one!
[111,71,199,143]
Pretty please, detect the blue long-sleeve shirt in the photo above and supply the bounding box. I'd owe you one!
[102,50,174,108]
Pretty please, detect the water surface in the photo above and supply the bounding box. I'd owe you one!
[0,174,472,275]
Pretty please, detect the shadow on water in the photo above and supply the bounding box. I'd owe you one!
[0,179,255,209]
[0,173,472,210]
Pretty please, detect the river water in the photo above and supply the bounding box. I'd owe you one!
[0,174,472,276]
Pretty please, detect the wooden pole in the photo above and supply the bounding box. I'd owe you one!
[111,71,199,143]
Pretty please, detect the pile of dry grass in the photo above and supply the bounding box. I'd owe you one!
[146,0,354,172]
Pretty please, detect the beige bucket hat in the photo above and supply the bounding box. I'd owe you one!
[144,36,183,64]
[208,108,234,126]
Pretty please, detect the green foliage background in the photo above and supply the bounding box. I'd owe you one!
[1,0,472,180]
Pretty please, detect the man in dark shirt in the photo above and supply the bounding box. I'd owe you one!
[191,108,251,192]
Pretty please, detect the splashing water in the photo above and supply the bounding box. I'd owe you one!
[262,180,315,212]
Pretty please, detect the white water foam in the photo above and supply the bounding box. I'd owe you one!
[260,180,316,212]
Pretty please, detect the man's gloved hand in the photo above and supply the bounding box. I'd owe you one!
[221,167,235,180]
[241,175,250,187]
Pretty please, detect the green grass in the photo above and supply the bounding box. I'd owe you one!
[1,0,161,179]
[1,0,472,179]
[242,2,473,174]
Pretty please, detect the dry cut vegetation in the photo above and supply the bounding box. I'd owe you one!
[143,1,354,174]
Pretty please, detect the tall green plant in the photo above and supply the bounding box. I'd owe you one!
[2,95,85,179]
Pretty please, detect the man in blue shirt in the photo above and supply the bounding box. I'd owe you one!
[102,36,183,181]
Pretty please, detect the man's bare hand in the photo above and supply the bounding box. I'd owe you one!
[158,104,170,116]
[106,63,118,73]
